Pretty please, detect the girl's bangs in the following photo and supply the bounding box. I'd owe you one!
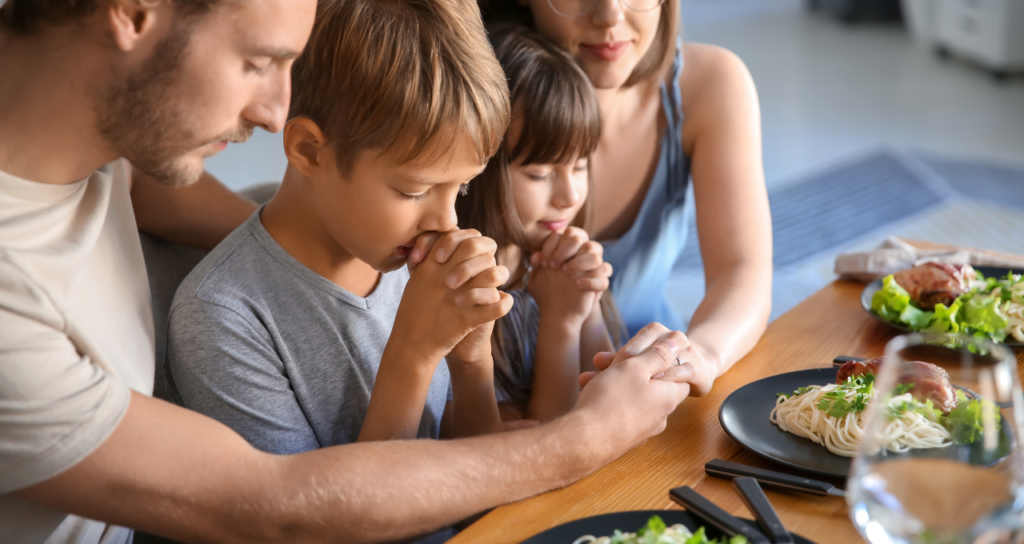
[508,71,601,166]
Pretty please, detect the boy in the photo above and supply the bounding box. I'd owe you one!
[166,0,511,538]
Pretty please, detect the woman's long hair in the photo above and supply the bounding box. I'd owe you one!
[456,25,627,408]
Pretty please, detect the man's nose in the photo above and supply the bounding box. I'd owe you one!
[243,73,291,134]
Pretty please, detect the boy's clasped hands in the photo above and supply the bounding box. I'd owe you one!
[401,225,617,379]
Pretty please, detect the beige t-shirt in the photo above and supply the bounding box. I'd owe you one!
[0,159,155,544]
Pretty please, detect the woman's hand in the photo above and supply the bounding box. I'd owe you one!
[582,329,720,397]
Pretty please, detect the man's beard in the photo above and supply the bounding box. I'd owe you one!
[96,21,253,187]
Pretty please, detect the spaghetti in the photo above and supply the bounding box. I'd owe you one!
[770,378,951,457]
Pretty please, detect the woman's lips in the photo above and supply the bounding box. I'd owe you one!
[579,41,630,62]
[215,140,228,152]
[396,246,411,257]
[539,219,569,232]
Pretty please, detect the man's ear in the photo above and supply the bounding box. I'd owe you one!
[283,118,331,178]
[107,1,167,52]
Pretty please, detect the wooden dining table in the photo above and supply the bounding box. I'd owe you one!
[451,277,1024,544]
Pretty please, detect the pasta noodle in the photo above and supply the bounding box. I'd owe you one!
[770,384,951,457]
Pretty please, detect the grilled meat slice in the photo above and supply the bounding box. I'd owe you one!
[893,262,977,310]
[836,357,957,413]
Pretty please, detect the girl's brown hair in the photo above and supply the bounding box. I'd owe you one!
[477,0,680,88]
[457,25,626,407]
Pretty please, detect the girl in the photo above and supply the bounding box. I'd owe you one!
[457,25,625,423]
[479,0,774,398]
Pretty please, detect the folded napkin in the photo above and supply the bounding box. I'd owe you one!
[835,236,1024,281]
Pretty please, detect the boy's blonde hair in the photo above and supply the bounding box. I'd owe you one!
[289,0,511,174]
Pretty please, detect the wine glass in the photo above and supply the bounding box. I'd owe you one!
[847,333,1024,544]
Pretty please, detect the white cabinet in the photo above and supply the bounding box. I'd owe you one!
[935,0,1024,73]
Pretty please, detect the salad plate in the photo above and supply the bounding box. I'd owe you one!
[718,368,1013,479]
[519,510,816,544]
[861,266,1024,348]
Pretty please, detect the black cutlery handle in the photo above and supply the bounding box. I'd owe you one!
[733,478,794,544]
[669,486,770,544]
[832,355,866,367]
[705,459,835,497]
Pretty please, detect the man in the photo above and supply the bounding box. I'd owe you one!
[0,1,696,543]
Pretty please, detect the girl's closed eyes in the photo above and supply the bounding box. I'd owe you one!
[512,157,589,251]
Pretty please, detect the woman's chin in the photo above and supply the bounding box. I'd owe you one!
[582,64,636,90]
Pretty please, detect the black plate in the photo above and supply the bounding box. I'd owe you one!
[861,265,1023,348]
[719,368,1014,478]
[520,510,816,543]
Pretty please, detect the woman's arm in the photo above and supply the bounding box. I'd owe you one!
[678,43,773,395]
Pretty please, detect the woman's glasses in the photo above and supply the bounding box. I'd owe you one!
[547,0,665,18]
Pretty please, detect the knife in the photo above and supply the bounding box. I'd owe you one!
[705,459,845,498]
[832,355,866,367]
[669,486,770,544]
[733,477,794,544]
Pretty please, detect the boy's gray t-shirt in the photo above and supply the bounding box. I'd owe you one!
[165,209,451,454]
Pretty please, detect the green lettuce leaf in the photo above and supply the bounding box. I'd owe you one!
[925,299,962,334]
[943,390,1001,445]
[961,296,1009,342]
[872,275,910,320]
[900,304,934,329]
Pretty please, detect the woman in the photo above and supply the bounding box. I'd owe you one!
[480,0,773,396]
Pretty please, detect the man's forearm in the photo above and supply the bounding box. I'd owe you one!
[131,167,257,250]
[271,409,607,543]
[17,392,611,544]
[19,326,689,544]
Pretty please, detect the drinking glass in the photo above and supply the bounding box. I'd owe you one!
[847,333,1024,544]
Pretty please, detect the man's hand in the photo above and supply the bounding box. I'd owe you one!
[572,323,693,457]
[393,229,512,365]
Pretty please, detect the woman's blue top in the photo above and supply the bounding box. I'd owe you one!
[601,42,693,335]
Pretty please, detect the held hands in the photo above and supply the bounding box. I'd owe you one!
[581,328,718,397]
[395,229,513,367]
[572,323,693,452]
[527,227,612,325]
